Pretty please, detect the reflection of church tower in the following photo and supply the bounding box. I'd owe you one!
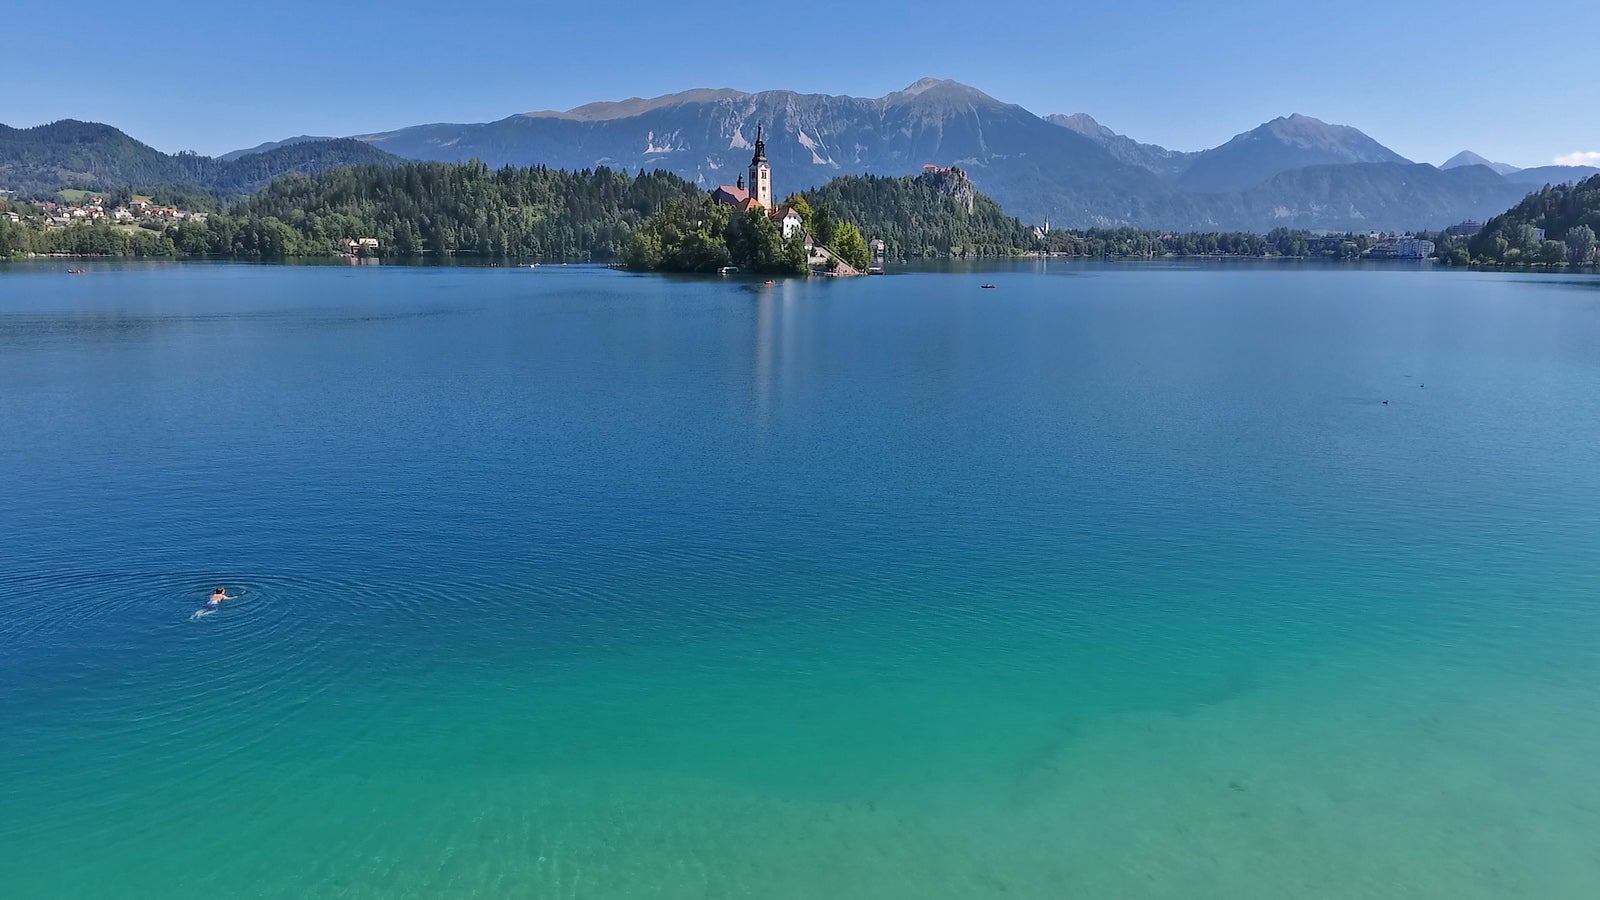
[749,122,772,209]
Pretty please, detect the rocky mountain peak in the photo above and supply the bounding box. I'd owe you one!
[899,77,957,96]
[917,165,976,213]
[1441,150,1521,175]
[886,78,1000,108]
[1047,113,1116,140]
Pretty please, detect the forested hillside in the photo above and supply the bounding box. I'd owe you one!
[208,161,702,257]
[800,168,1033,257]
[2,161,703,259]
[1463,175,1600,265]
[0,120,399,196]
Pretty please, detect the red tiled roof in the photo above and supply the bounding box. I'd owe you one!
[733,197,762,212]
[712,185,749,204]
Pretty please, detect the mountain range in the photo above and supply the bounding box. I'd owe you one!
[309,79,1600,231]
[1438,148,1597,187]
[5,79,1597,231]
[0,120,399,197]
[1441,150,1522,177]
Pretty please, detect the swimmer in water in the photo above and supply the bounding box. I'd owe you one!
[208,586,235,606]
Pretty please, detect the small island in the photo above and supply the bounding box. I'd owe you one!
[619,124,872,276]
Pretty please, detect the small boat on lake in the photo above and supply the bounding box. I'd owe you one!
[980,283,996,289]
[67,269,86,275]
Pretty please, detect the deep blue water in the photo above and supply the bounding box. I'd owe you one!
[2,261,1599,898]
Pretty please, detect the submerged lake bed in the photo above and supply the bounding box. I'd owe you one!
[2,261,1599,898]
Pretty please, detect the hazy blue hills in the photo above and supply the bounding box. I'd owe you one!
[1045,111,1419,193]
[218,135,336,162]
[1229,162,1529,230]
[1041,111,1517,228]
[0,120,399,196]
[1503,165,1600,186]
[1442,150,1521,176]
[1439,150,1599,186]
[1044,113,1196,180]
[1173,114,1411,193]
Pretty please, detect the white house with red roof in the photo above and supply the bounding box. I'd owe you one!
[774,205,804,240]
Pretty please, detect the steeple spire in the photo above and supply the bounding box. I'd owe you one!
[751,121,767,165]
[748,120,772,209]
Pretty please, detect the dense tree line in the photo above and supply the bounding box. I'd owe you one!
[19,156,1549,268]
[1447,175,1600,266]
[1037,227,1334,258]
[2,162,707,260]
[791,169,1334,261]
[799,169,1033,258]
[0,214,302,259]
[0,216,174,257]
[209,161,703,259]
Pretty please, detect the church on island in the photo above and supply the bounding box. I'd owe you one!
[711,124,804,241]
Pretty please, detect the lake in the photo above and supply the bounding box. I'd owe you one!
[2,260,1598,898]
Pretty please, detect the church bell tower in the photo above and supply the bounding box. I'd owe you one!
[748,122,772,209]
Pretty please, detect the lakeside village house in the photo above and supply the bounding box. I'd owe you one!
[19,198,207,228]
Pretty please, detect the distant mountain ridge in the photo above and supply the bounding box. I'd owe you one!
[0,120,398,195]
[11,81,1594,232]
[1225,161,1529,230]
[1045,113,1196,180]
[1503,164,1600,186]
[1442,150,1521,176]
[1434,151,1600,186]
[218,135,336,161]
[1175,114,1411,192]
[337,79,1170,228]
[301,82,1557,230]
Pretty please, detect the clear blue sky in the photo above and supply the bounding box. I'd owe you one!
[5,0,1596,168]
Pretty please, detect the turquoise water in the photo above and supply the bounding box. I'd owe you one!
[2,261,1599,898]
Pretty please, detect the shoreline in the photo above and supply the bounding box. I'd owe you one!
[5,253,1598,275]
